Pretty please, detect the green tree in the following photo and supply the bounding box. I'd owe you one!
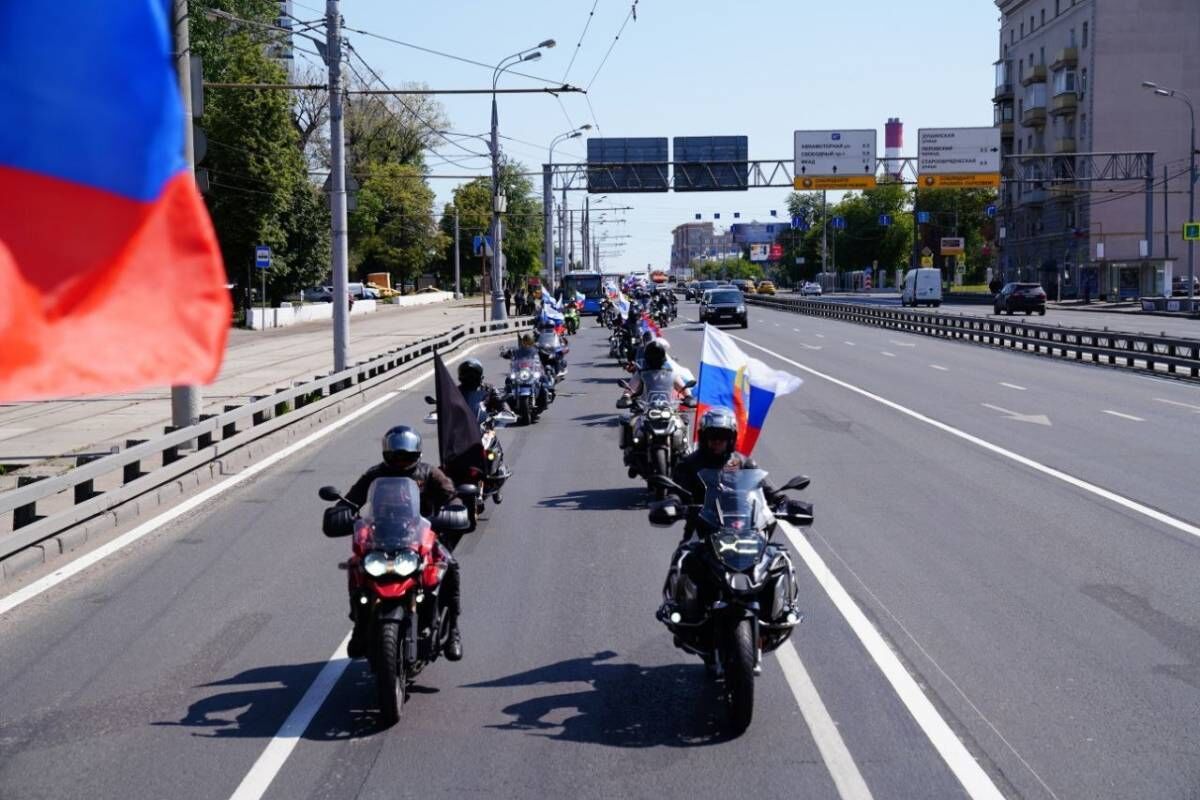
[913,187,998,283]
[349,163,447,287]
[192,0,329,305]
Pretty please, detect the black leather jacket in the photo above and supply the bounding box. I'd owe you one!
[459,382,510,416]
[670,449,784,509]
[342,461,457,517]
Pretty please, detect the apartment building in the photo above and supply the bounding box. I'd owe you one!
[994,0,1199,298]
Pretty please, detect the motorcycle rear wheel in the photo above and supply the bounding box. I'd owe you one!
[377,621,406,726]
[724,619,755,734]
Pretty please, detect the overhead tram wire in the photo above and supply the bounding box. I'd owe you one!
[562,0,602,83]
[585,0,638,91]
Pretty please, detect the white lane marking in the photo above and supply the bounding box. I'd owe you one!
[1154,397,1200,412]
[999,382,1027,391]
[881,352,896,358]
[779,523,1005,800]
[229,634,351,800]
[981,403,1051,426]
[1102,410,1145,422]
[930,365,950,371]
[816,334,826,339]
[801,344,823,351]
[888,340,916,348]
[728,333,1200,540]
[777,643,875,800]
[794,328,802,332]
[844,341,856,347]
[0,348,482,618]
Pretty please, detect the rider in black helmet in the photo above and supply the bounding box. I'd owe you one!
[457,357,511,416]
[340,426,466,661]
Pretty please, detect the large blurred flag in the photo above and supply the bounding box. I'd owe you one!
[0,0,230,402]
[695,324,801,456]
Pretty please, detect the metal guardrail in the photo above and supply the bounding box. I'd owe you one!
[743,295,1200,380]
[0,317,532,560]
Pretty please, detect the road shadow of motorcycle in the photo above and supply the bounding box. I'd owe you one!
[154,660,384,740]
[464,650,734,748]
[537,485,647,512]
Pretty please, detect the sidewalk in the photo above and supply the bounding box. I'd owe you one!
[0,298,496,475]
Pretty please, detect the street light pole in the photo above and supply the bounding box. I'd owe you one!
[544,126,589,293]
[327,0,350,371]
[491,40,555,320]
[1145,81,1197,309]
[171,0,201,430]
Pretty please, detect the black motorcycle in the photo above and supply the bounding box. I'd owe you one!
[320,479,471,725]
[501,347,553,425]
[617,375,696,496]
[648,468,813,734]
[423,398,516,527]
[535,329,569,380]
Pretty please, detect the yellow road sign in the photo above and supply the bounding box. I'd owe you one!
[918,173,1001,188]
[794,175,878,190]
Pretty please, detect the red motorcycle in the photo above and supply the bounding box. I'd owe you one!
[320,478,465,725]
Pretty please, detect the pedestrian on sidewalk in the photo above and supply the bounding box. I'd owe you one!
[504,285,512,316]
[989,275,1004,295]
[515,286,525,316]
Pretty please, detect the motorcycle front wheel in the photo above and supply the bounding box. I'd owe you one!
[724,619,755,734]
[516,396,532,425]
[651,447,670,499]
[377,620,406,726]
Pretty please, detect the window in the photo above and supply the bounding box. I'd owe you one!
[1053,68,1077,95]
[1082,21,1088,47]
[1021,21,1025,37]
[1025,83,1047,109]
[1030,15,1035,31]
[1040,46,1045,64]
[1056,0,1061,14]
[1019,60,1025,81]
[1017,139,1024,154]
[1011,29,1016,45]
[1079,114,1087,139]
[1070,28,1076,47]
[1018,98,1024,117]
[1041,9,1046,25]
[1029,53,1035,67]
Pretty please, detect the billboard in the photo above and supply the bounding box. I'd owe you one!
[673,135,749,191]
[587,137,669,193]
[749,243,769,262]
[730,222,781,245]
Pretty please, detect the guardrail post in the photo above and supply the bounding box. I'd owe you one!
[162,427,184,466]
[13,475,47,529]
[251,397,270,426]
[222,406,240,439]
[73,454,105,504]
[123,439,147,484]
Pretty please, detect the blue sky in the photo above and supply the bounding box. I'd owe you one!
[298,0,1000,271]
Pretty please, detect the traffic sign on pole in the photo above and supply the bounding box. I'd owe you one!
[917,211,932,224]
[986,204,998,218]
[254,245,271,270]
[793,129,877,190]
[1184,222,1200,241]
[917,127,1002,187]
[831,216,846,230]
[878,214,892,227]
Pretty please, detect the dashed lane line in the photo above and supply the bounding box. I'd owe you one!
[1155,397,1200,413]
[930,365,950,371]
[1101,410,1145,422]
[999,383,1027,391]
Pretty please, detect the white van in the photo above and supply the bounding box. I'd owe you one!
[901,268,942,308]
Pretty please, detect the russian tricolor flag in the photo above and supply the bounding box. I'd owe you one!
[695,325,801,456]
[0,1,229,401]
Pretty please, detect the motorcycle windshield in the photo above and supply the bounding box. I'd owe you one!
[360,477,426,550]
[510,355,542,377]
[536,332,560,351]
[696,468,768,531]
[640,369,677,405]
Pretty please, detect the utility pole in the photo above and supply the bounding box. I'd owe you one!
[582,197,589,271]
[453,207,461,299]
[569,209,575,269]
[821,190,828,275]
[171,0,201,431]
[327,0,350,371]
[542,164,553,292]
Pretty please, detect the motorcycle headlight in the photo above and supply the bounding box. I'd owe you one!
[518,369,533,382]
[391,550,421,577]
[647,408,665,420]
[711,529,765,572]
[363,551,388,577]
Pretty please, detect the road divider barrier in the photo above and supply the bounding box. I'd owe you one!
[0,316,532,579]
[743,295,1200,381]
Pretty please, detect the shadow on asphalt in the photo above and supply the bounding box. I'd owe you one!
[538,486,645,511]
[464,650,730,747]
[572,412,619,428]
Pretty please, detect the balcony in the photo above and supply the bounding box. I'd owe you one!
[1050,47,1078,70]
[1022,106,1048,127]
[994,60,1014,101]
[999,120,1015,138]
[1022,64,1047,87]
[1055,137,1077,153]
[1050,92,1078,116]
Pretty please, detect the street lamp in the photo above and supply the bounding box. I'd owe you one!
[1144,80,1197,309]
[545,125,590,291]
[489,39,556,320]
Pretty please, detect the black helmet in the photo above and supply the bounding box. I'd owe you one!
[644,339,667,370]
[698,407,737,452]
[458,358,484,390]
[382,425,422,470]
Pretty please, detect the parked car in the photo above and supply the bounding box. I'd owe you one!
[799,282,823,296]
[994,282,1047,315]
[756,280,777,295]
[901,268,942,308]
[1171,274,1200,296]
[699,288,748,328]
[302,286,334,302]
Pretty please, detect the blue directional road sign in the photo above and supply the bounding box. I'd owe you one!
[554,255,564,268]
[472,235,494,257]
[917,211,932,224]
[831,216,846,230]
[791,215,804,229]
[254,245,271,270]
[878,214,893,227]
[986,204,997,218]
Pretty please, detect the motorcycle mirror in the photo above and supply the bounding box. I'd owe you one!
[617,379,630,390]
[684,379,697,389]
[424,395,435,405]
[781,475,811,492]
[422,412,438,425]
[615,395,631,410]
[499,347,513,359]
[318,485,342,502]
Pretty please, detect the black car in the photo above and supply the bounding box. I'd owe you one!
[699,289,748,328]
[690,280,719,301]
[994,282,1047,315]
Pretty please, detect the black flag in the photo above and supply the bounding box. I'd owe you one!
[433,349,485,476]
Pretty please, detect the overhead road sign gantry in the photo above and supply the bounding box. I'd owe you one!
[673,136,749,192]
[917,127,1002,188]
[794,129,877,190]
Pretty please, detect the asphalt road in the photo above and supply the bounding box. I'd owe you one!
[815,292,1200,340]
[2,308,1199,799]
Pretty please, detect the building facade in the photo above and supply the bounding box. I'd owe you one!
[994,0,1198,298]
[670,222,736,276]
